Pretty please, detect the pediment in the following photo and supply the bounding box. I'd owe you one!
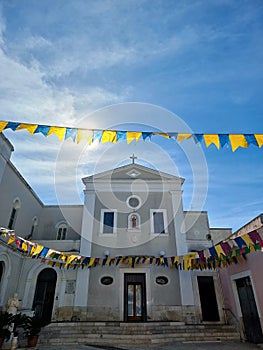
[82,163,184,184]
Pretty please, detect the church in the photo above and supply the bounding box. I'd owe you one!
[0,133,231,325]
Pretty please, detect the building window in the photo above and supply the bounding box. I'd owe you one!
[100,276,114,285]
[56,223,68,240]
[156,276,169,285]
[150,209,168,234]
[25,216,38,240]
[8,198,21,229]
[126,195,141,210]
[100,210,117,234]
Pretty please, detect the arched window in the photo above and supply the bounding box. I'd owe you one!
[8,198,21,229]
[25,217,38,240]
[56,223,68,240]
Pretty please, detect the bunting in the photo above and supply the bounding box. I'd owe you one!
[0,120,262,152]
[0,227,262,271]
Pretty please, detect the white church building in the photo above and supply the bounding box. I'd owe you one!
[0,133,231,325]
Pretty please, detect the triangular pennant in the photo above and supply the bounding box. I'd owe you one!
[0,121,8,132]
[126,132,142,144]
[204,134,220,149]
[101,130,117,144]
[16,123,38,134]
[177,133,192,142]
[254,134,263,147]
[218,134,229,148]
[229,134,248,152]
[34,125,50,136]
[47,126,66,141]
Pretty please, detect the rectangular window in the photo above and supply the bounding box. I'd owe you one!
[103,212,114,233]
[153,212,165,233]
[150,209,168,234]
[8,208,17,229]
[100,209,117,234]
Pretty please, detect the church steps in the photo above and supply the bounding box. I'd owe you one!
[38,322,240,347]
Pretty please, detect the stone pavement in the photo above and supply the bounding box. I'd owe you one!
[35,341,263,350]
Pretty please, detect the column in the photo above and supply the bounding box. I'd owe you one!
[170,190,194,305]
[74,191,95,308]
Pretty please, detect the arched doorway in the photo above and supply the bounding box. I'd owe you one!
[33,268,57,325]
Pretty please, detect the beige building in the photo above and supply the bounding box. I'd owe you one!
[0,133,231,325]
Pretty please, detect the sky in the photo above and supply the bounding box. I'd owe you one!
[0,0,262,232]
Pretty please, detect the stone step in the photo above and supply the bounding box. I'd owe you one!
[38,322,240,347]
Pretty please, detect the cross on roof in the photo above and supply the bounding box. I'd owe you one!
[130,154,137,164]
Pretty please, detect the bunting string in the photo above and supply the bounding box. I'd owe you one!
[1,120,263,151]
[0,227,262,271]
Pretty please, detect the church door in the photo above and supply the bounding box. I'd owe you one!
[33,268,57,325]
[236,276,263,343]
[124,273,147,322]
[197,276,220,321]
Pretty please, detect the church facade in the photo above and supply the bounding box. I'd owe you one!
[0,134,231,325]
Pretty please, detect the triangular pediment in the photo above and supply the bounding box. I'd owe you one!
[82,163,184,184]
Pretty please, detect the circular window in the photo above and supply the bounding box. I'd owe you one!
[100,276,114,285]
[156,276,169,285]
[127,195,141,209]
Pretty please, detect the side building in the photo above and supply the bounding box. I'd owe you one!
[219,214,263,343]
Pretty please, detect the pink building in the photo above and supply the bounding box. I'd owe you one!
[219,214,263,344]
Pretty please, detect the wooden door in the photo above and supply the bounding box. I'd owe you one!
[236,276,263,343]
[33,268,57,325]
[124,273,146,322]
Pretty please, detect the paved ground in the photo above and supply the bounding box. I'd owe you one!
[36,341,263,350]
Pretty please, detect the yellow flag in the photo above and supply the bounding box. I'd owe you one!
[21,242,28,252]
[126,132,142,144]
[16,123,38,134]
[7,236,16,245]
[172,256,179,264]
[145,257,150,264]
[183,253,196,270]
[204,134,220,149]
[31,244,44,256]
[47,126,66,141]
[153,132,169,139]
[77,129,93,144]
[215,244,226,257]
[177,134,192,142]
[229,134,248,152]
[105,257,111,266]
[65,255,77,266]
[88,257,96,267]
[101,130,117,143]
[241,233,254,247]
[254,134,263,147]
[0,121,8,132]
[60,253,67,261]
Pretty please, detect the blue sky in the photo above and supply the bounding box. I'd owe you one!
[0,0,262,232]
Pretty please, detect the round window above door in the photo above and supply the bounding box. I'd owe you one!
[127,195,141,210]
